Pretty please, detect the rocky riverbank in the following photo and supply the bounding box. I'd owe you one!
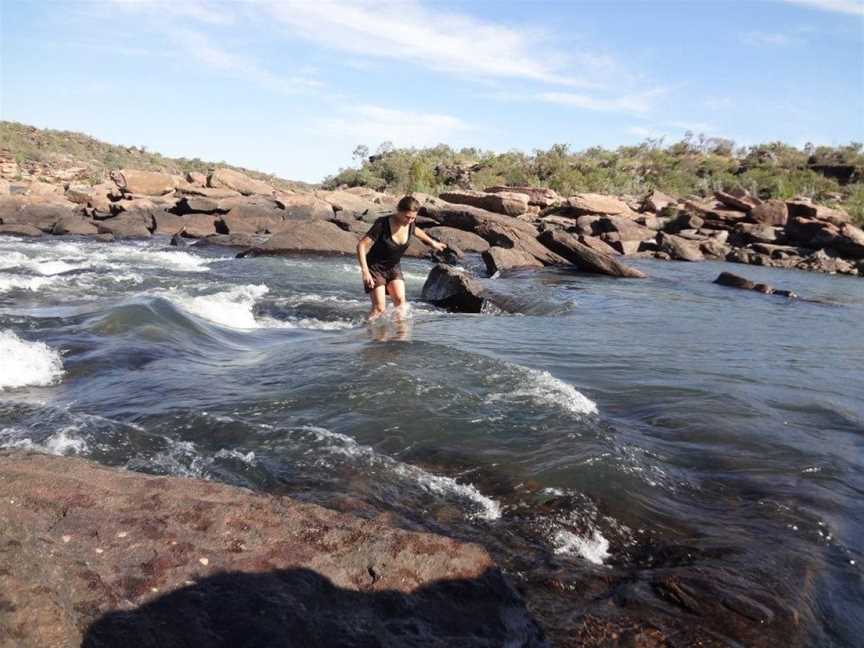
[0,450,545,647]
[2,157,862,288]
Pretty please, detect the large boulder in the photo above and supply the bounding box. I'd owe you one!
[664,211,705,234]
[485,185,560,208]
[0,200,81,232]
[786,200,850,226]
[747,199,788,226]
[243,220,359,256]
[657,232,704,262]
[439,189,529,216]
[640,190,676,213]
[421,264,487,312]
[784,216,839,247]
[714,272,797,298]
[185,171,207,186]
[274,193,335,220]
[714,191,759,212]
[553,193,634,217]
[538,229,646,278]
[0,451,542,648]
[51,217,100,236]
[207,168,274,196]
[217,207,284,235]
[0,223,43,237]
[96,213,153,239]
[173,196,223,215]
[482,247,543,275]
[578,235,620,256]
[111,169,177,196]
[731,223,780,245]
[594,215,657,241]
[152,212,219,238]
[315,189,394,217]
[425,226,490,253]
[176,185,242,200]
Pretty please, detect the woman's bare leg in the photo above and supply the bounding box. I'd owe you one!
[368,285,387,319]
[387,279,407,317]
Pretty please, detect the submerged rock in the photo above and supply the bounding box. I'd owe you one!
[0,450,544,648]
[714,271,797,298]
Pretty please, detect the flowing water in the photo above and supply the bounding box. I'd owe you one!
[1,236,862,645]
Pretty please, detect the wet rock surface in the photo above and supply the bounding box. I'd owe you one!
[0,451,544,648]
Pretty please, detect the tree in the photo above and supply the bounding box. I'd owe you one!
[352,145,369,163]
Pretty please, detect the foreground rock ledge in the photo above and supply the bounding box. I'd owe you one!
[0,451,544,648]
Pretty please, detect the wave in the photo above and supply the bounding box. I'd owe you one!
[0,426,88,455]
[486,366,598,416]
[0,274,59,293]
[552,528,611,565]
[0,330,64,390]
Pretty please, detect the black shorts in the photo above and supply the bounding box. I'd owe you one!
[365,264,403,293]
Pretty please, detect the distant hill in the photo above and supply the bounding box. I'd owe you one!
[0,121,313,193]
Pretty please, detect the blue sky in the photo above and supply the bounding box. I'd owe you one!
[2,0,862,182]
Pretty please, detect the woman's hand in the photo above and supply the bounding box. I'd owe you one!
[362,270,375,290]
[432,241,447,253]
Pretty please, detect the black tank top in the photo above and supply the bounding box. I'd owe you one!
[365,216,415,269]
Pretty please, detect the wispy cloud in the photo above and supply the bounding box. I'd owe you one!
[262,0,609,87]
[315,104,469,146]
[538,88,668,114]
[109,0,236,24]
[780,0,864,15]
[741,30,797,46]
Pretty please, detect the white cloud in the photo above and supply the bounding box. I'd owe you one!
[170,30,322,95]
[780,0,864,15]
[109,0,236,24]
[315,104,469,147]
[262,0,608,87]
[538,88,668,114]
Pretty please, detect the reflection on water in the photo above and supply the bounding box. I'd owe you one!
[1,236,862,646]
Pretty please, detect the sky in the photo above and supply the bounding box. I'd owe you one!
[1,0,863,182]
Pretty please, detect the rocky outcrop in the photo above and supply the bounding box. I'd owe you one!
[421,264,488,312]
[657,232,704,262]
[485,185,560,209]
[440,189,529,217]
[274,193,335,220]
[96,212,153,239]
[240,220,359,256]
[207,168,274,196]
[538,230,646,278]
[747,199,788,226]
[482,246,543,274]
[550,193,635,217]
[425,226,490,253]
[111,169,177,196]
[0,451,542,648]
[640,189,675,213]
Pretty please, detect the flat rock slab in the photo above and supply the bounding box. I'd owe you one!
[0,451,544,648]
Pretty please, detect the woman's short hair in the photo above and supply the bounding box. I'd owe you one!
[397,195,421,213]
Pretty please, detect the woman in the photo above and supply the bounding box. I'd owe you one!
[356,195,446,319]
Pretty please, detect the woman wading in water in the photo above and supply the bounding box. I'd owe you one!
[356,195,446,319]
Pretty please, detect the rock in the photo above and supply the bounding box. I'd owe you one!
[96,212,154,239]
[747,199,788,226]
[634,213,661,230]
[786,200,850,226]
[555,193,634,217]
[23,180,64,197]
[217,206,285,235]
[594,215,657,241]
[578,235,620,256]
[784,216,838,246]
[173,196,222,215]
[664,211,705,234]
[440,189,529,216]
[538,215,575,231]
[714,272,797,298]
[0,223,43,237]
[714,191,759,212]
[0,200,81,232]
[731,223,780,245]
[185,171,207,186]
[797,248,857,274]
[0,451,542,648]
[538,229,646,278]
[51,217,99,236]
[274,193,335,220]
[152,212,218,238]
[193,233,262,249]
[640,190,676,213]
[65,183,116,213]
[315,189,394,217]
[657,232,704,262]
[482,247,543,274]
[111,169,177,196]
[425,226,490,253]
[833,223,864,258]
[329,213,371,235]
[421,264,487,312]
[699,239,730,259]
[609,239,641,255]
[675,229,709,241]
[485,185,560,208]
[208,168,274,196]
[242,220,359,256]
[176,185,242,200]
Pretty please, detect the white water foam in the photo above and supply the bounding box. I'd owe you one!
[0,274,58,293]
[0,426,88,455]
[168,284,269,330]
[300,426,502,520]
[0,330,65,390]
[214,448,257,464]
[552,528,611,565]
[487,367,598,416]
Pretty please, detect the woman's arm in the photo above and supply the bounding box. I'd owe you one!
[414,227,447,252]
[356,236,375,289]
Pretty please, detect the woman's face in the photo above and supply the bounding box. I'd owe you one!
[396,209,417,226]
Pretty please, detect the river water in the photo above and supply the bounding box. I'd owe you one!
[1,235,861,646]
